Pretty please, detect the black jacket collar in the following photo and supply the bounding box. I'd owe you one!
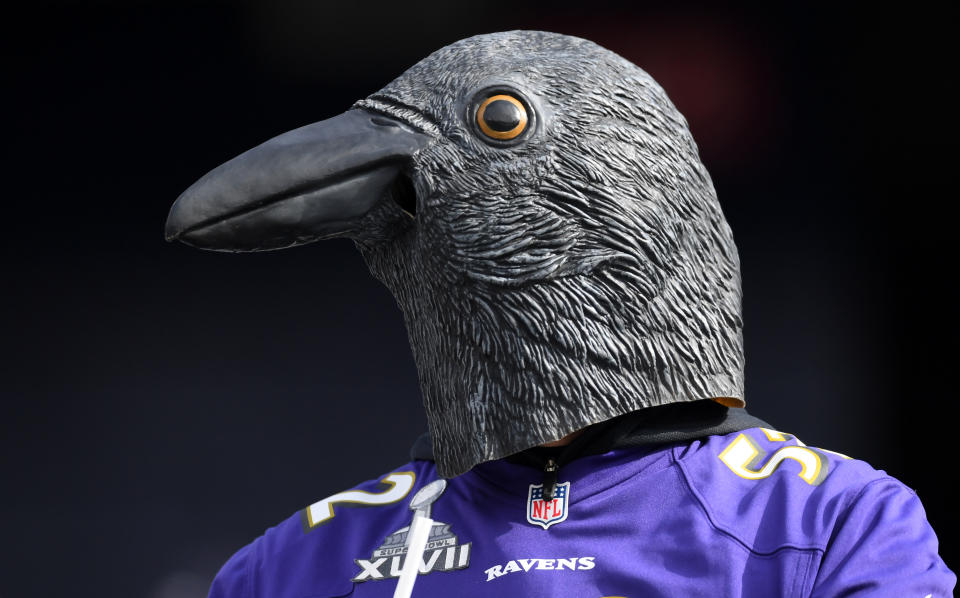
[410,399,771,468]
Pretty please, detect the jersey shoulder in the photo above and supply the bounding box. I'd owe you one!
[208,459,440,598]
[673,426,901,553]
[673,427,955,593]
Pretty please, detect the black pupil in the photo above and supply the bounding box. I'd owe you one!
[483,99,522,132]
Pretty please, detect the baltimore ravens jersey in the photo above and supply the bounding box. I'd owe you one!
[208,427,955,597]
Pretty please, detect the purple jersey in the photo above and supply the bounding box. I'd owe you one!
[209,428,954,597]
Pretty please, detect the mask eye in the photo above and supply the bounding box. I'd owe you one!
[469,88,535,146]
[476,94,528,140]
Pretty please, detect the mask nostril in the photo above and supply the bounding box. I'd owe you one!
[390,173,417,218]
[371,116,401,128]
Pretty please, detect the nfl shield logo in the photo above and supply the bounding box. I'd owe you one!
[526,482,570,529]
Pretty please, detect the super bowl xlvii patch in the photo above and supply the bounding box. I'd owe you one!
[352,480,472,582]
[526,482,570,529]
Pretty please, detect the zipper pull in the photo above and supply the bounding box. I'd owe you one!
[542,458,559,502]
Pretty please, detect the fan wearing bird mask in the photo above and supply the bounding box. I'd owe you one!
[166,31,954,598]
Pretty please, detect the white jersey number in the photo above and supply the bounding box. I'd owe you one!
[718,428,848,486]
[305,471,416,528]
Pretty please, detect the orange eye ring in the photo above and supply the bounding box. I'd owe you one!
[476,94,528,140]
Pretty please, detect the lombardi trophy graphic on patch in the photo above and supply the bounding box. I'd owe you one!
[353,479,472,584]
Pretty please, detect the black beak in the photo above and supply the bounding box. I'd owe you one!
[165,109,429,251]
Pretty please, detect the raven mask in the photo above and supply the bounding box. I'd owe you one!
[166,31,745,477]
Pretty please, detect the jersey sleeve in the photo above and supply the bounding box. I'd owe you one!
[809,478,955,597]
[207,539,256,598]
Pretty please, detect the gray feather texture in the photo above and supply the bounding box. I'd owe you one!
[354,31,744,477]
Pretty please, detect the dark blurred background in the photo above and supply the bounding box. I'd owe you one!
[3,1,953,596]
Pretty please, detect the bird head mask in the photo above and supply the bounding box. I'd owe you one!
[166,31,745,477]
